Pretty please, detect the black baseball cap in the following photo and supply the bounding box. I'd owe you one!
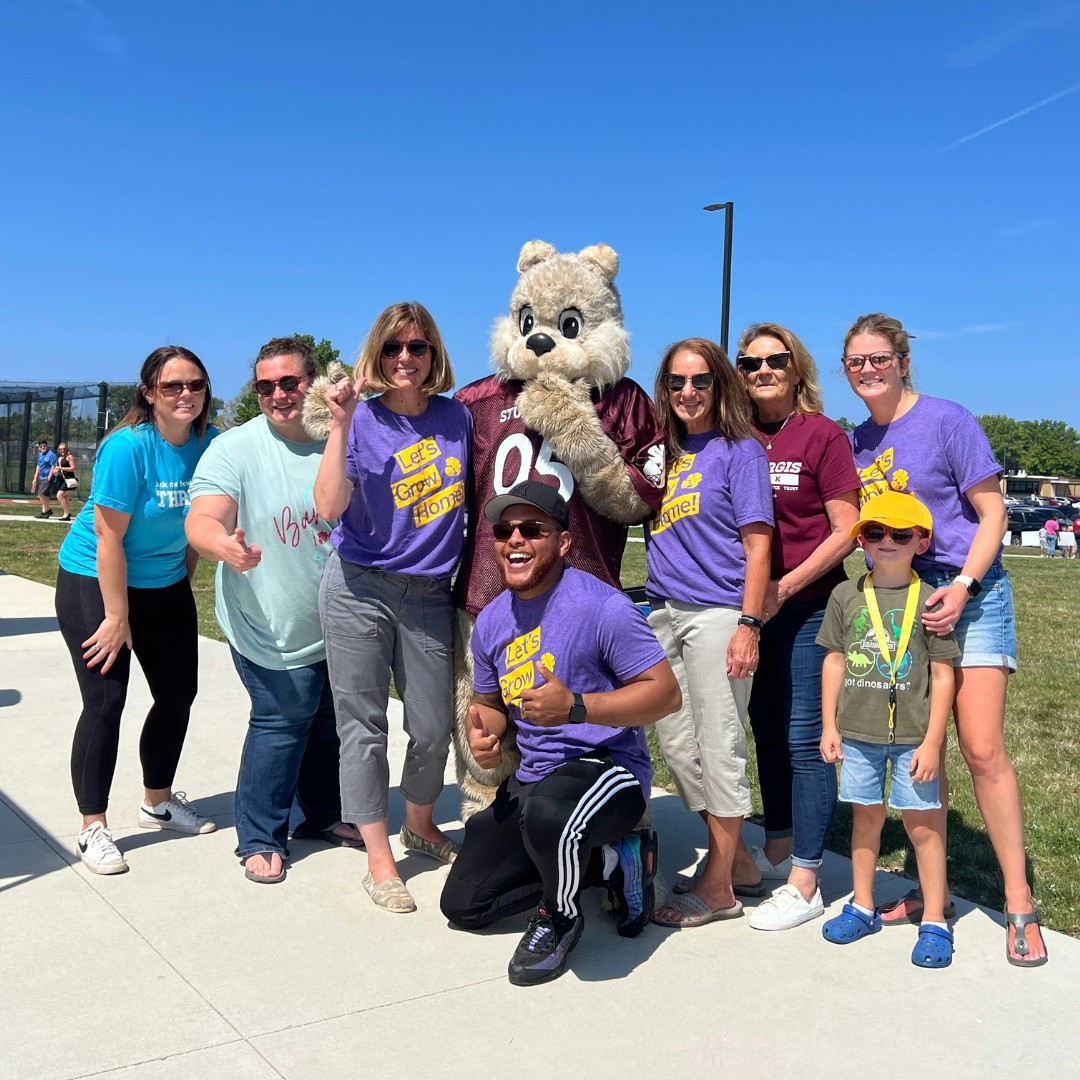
[484,480,570,530]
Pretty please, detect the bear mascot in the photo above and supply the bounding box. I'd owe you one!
[451,240,667,820]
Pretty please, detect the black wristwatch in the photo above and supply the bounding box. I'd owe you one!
[953,575,981,597]
[738,614,764,630]
[568,692,587,724]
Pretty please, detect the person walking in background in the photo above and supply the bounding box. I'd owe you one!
[315,302,470,913]
[733,322,861,933]
[32,439,58,518]
[844,312,1047,967]
[643,337,774,928]
[51,442,77,521]
[187,336,362,885]
[1043,515,1060,558]
[55,346,219,875]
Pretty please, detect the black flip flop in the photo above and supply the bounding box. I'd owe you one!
[243,852,286,884]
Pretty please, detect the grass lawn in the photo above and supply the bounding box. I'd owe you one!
[3,516,1078,935]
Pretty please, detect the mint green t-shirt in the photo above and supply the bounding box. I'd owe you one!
[189,416,337,669]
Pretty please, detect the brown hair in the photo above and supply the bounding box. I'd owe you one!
[112,346,212,439]
[253,336,317,379]
[354,302,454,396]
[653,337,756,458]
[736,322,823,416]
[843,312,914,390]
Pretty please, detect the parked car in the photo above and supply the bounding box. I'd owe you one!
[1006,507,1073,546]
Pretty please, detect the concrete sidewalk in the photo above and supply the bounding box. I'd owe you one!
[1,571,1077,1080]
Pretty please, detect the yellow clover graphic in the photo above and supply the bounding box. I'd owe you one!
[445,456,462,477]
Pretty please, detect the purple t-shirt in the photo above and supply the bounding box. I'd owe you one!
[850,395,1001,573]
[644,431,773,607]
[471,567,663,793]
[332,394,472,577]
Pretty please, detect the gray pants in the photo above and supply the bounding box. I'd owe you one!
[319,548,454,825]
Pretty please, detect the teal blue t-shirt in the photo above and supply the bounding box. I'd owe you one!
[59,424,219,588]
[188,416,337,669]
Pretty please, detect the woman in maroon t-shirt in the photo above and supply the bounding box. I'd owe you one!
[734,322,861,932]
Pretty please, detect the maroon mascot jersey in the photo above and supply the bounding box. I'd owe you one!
[453,374,666,614]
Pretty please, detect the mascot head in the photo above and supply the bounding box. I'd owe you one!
[490,241,630,390]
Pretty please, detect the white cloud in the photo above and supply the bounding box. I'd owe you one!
[947,4,1080,68]
[945,83,1080,149]
[909,323,1017,341]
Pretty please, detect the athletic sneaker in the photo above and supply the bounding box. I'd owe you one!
[606,827,658,938]
[507,907,584,986]
[138,791,216,834]
[76,822,128,875]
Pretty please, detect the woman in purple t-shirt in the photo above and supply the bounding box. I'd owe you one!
[315,302,471,915]
[844,312,1046,967]
[645,337,773,927]
[734,322,861,933]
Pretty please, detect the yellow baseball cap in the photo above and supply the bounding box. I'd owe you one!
[850,490,933,539]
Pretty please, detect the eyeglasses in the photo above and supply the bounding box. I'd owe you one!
[664,373,716,392]
[492,519,555,541]
[382,339,432,360]
[842,352,900,372]
[860,523,916,545]
[156,379,207,396]
[255,375,307,397]
[736,352,791,373]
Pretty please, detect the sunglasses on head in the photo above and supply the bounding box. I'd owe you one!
[861,523,916,545]
[492,519,555,541]
[736,352,791,372]
[156,379,207,397]
[664,373,716,392]
[255,375,306,397]
[382,339,432,360]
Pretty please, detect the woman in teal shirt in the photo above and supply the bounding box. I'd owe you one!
[56,346,219,875]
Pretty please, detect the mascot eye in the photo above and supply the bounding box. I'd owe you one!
[558,308,584,339]
[518,306,535,336]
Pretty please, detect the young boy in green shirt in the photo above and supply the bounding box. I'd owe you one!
[817,490,959,968]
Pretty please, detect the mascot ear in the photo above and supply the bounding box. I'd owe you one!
[517,240,557,273]
[578,244,619,285]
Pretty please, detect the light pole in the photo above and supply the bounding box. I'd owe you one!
[704,201,734,354]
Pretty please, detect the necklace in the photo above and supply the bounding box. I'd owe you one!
[759,410,795,450]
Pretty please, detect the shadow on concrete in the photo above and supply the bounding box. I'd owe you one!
[0,689,22,707]
[0,615,58,638]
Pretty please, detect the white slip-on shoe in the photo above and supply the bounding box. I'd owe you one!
[749,846,793,880]
[76,822,128,875]
[748,883,824,930]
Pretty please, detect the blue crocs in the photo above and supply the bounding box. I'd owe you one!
[822,903,882,944]
[912,923,954,968]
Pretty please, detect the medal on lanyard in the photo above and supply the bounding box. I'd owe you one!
[863,571,921,744]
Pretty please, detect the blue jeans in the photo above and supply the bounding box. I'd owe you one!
[748,596,837,869]
[230,649,343,859]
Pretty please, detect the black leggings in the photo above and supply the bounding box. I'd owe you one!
[55,567,199,815]
[440,754,646,928]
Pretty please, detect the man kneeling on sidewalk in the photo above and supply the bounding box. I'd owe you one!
[440,481,681,986]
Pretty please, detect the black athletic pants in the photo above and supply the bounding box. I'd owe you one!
[55,567,199,815]
[440,754,646,928]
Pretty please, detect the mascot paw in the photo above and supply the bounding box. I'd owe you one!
[301,360,348,440]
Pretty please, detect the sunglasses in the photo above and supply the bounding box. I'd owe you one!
[664,373,716,392]
[736,351,791,373]
[492,519,555,541]
[255,375,306,397]
[860,524,916,545]
[842,352,899,372]
[382,339,432,360]
[156,379,207,397]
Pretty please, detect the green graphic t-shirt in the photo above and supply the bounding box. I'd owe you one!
[817,575,960,744]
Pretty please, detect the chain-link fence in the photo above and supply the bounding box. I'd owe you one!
[0,382,131,496]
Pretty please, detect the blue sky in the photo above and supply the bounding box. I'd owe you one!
[2,1,1078,428]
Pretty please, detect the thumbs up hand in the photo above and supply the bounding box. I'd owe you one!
[467,705,502,769]
[518,662,574,727]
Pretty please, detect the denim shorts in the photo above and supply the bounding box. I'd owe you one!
[918,561,1017,672]
[839,738,941,812]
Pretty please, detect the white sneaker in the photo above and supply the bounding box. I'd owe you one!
[749,845,793,879]
[138,791,216,834]
[76,822,128,875]
[748,884,824,930]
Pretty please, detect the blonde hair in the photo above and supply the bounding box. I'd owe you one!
[843,312,914,390]
[355,302,454,396]
[736,322,823,416]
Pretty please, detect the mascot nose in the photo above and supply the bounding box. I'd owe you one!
[526,333,556,357]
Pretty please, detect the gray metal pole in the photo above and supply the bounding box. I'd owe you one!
[704,202,734,354]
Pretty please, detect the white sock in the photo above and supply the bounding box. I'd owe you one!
[602,844,618,878]
[921,920,948,932]
[852,901,875,919]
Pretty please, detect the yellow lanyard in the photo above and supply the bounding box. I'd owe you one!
[863,571,921,744]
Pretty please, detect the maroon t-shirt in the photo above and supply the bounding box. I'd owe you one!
[756,411,860,603]
[453,375,666,614]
